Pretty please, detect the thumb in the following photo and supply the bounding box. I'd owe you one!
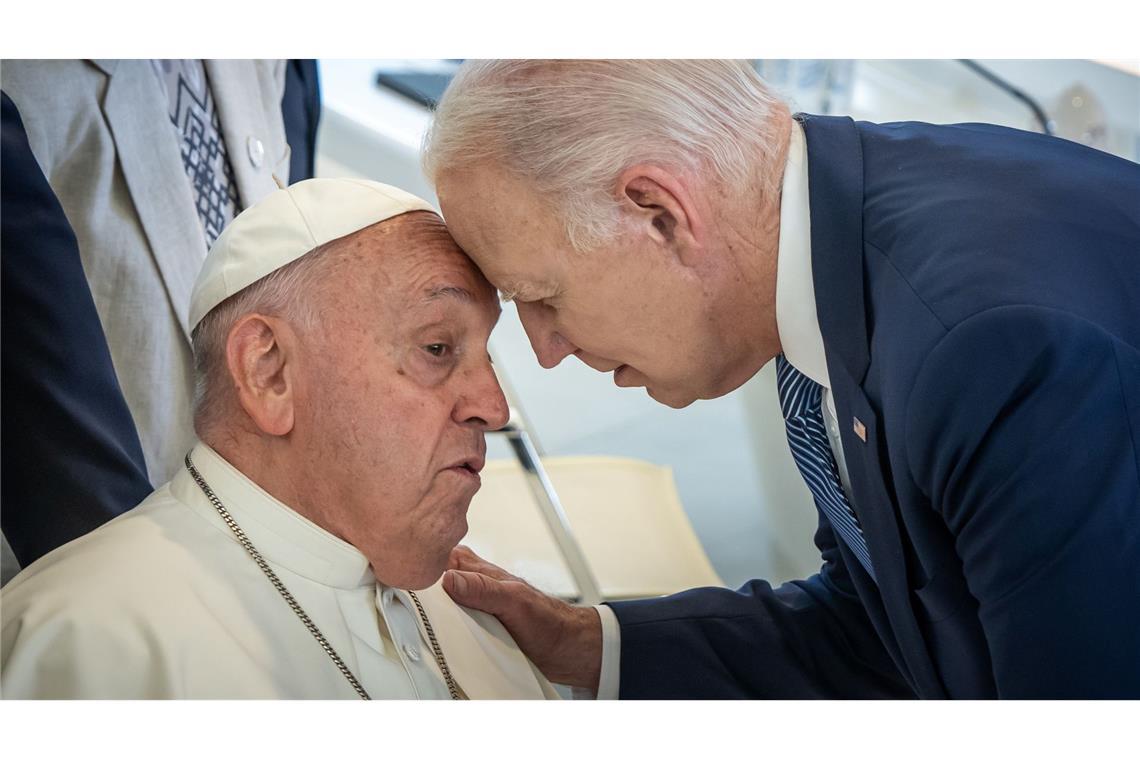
[443,569,513,616]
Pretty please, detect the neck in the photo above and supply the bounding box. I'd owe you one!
[711,113,793,390]
[206,427,333,538]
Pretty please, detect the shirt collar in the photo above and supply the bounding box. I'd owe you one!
[774,120,831,390]
[171,441,376,590]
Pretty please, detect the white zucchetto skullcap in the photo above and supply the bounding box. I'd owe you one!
[189,178,436,330]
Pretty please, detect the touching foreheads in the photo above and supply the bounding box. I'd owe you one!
[422,60,788,251]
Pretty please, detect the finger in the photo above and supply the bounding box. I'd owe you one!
[449,544,482,569]
[447,546,471,571]
[449,546,519,583]
[450,544,491,570]
[442,569,523,616]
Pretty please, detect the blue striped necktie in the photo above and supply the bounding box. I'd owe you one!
[776,354,876,581]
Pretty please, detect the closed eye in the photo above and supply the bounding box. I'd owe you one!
[513,293,558,309]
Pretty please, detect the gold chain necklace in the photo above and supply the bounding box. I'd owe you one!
[184,453,465,700]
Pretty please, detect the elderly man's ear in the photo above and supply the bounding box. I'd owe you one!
[225,314,297,437]
[617,165,702,262]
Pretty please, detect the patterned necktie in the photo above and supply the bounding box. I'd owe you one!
[776,353,876,581]
[152,59,242,248]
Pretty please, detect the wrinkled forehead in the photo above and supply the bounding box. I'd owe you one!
[436,165,568,292]
[335,212,500,323]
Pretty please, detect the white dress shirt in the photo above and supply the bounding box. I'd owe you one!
[592,121,853,699]
[1,442,558,699]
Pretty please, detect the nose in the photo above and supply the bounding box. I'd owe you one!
[515,300,577,369]
[453,359,511,431]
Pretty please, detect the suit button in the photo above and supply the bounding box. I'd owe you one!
[402,643,421,662]
[247,136,265,169]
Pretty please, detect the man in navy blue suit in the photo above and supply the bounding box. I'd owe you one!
[423,60,1140,698]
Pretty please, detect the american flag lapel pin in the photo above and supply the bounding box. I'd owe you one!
[853,417,867,442]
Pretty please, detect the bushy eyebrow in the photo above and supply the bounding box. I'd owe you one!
[498,282,553,303]
[422,285,474,304]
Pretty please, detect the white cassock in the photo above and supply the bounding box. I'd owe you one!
[1,443,559,699]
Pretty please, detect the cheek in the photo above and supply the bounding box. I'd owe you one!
[337,383,460,509]
[304,368,423,483]
[351,399,431,477]
[589,291,659,347]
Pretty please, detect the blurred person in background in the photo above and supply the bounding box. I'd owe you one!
[1,60,320,580]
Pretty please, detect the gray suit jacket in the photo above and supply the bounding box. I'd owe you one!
[2,59,291,485]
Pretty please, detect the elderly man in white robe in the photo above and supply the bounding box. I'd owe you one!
[1,178,558,699]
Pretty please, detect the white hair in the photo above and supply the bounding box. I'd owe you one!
[422,60,788,250]
[190,239,338,437]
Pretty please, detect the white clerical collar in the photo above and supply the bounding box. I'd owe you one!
[774,120,831,390]
[172,441,376,590]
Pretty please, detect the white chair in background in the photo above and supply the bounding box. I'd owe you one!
[464,455,724,602]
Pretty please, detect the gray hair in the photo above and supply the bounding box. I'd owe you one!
[190,239,338,437]
[422,60,788,251]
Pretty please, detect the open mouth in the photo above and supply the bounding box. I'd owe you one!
[445,457,484,481]
[444,464,480,485]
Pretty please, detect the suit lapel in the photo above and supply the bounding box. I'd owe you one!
[798,115,870,385]
[89,59,118,76]
[800,114,944,697]
[99,60,202,343]
[833,368,944,696]
[206,60,285,206]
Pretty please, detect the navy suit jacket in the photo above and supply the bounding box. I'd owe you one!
[610,115,1140,698]
[1,92,152,565]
